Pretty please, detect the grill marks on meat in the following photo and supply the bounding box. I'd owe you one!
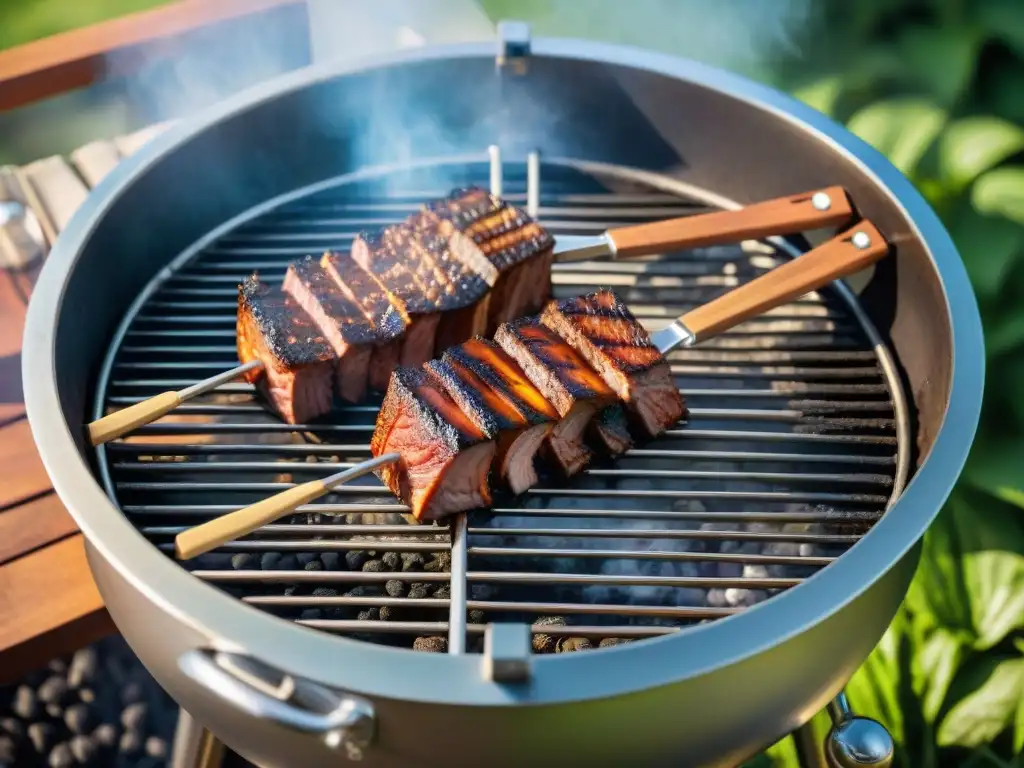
[494,317,618,475]
[282,256,378,403]
[426,337,558,494]
[237,275,334,425]
[541,290,686,436]
[371,367,495,521]
[426,187,554,332]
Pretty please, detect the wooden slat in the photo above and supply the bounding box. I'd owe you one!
[0,0,307,111]
[0,166,46,270]
[0,419,53,509]
[0,535,113,683]
[0,492,77,567]
[114,121,175,158]
[70,140,122,188]
[19,156,90,240]
[0,269,28,424]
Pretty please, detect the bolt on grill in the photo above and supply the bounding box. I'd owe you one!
[94,152,909,657]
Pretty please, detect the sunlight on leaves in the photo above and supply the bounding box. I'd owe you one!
[973,167,1024,226]
[792,76,843,117]
[912,627,970,723]
[847,99,946,177]
[936,655,1024,748]
[940,117,1024,191]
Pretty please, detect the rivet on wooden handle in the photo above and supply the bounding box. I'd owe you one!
[87,390,182,446]
[608,186,855,258]
[680,221,890,344]
[174,479,330,560]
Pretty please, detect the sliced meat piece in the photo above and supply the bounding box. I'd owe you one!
[494,316,618,476]
[282,256,377,403]
[404,210,492,353]
[320,251,408,392]
[590,404,634,458]
[426,337,558,494]
[541,290,686,436]
[237,274,335,425]
[371,367,495,521]
[351,226,440,370]
[424,187,554,332]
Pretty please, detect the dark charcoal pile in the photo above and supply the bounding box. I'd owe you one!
[0,636,177,768]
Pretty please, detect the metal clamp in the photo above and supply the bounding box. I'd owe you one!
[496,20,531,74]
[178,649,375,761]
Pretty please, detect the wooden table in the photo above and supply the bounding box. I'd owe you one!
[0,0,310,685]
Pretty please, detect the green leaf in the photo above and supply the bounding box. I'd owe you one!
[899,25,981,106]
[973,167,1024,226]
[905,502,973,634]
[965,441,1024,521]
[847,99,947,177]
[940,117,1024,190]
[978,0,1024,56]
[846,608,909,745]
[986,310,1024,358]
[947,205,1023,298]
[792,76,843,117]
[936,655,1024,748]
[911,627,970,723]
[1016,690,1024,758]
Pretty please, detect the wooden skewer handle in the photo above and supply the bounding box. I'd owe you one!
[175,479,329,560]
[681,221,890,343]
[607,186,854,258]
[87,390,182,446]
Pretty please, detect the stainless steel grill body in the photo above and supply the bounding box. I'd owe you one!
[23,36,984,768]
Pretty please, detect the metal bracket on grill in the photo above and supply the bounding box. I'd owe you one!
[496,20,531,75]
[481,623,532,683]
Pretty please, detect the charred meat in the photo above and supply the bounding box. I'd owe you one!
[371,367,495,521]
[541,289,686,436]
[236,274,335,425]
[494,316,618,475]
[590,403,634,458]
[425,187,554,331]
[426,337,558,494]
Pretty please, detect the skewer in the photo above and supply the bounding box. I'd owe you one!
[172,452,400,560]
[85,185,857,447]
[170,222,889,562]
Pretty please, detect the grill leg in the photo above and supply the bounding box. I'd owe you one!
[171,708,226,768]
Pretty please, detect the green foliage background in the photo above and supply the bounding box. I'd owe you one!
[2,0,1023,763]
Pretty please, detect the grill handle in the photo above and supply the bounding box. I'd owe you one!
[178,649,375,759]
[601,186,854,260]
[173,452,401,560]
[652,221,890,352]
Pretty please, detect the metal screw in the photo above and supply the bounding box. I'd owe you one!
[811,192,832,211]
[851,231,872,250]
[826,717,894,768]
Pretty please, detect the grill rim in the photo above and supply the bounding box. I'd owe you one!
[23,37,985,708]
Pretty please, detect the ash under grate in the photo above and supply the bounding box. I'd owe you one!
[95,157,905,655]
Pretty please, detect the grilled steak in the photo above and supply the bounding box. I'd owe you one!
[591,404,633,457]
[494,317,618,476]
[426,337,558,494]
[282,256,380,403]
[320,251,409,392]
[404,211,492,353]
[425,187,554,332]
[371,367,495,521]
[237,275,334,425]
[541,290,686,436]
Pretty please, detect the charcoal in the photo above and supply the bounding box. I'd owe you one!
[118,731,142,757]
[91,724,118,749]
[283,585,299,597]
[362,559,385,573]
[144,736,167,759]
[556,637,593,653]
[304,560,324,572]
[345,585,382,598]
[38,676,69,706]
[64,704,93,735]
[260,552,282,570]
[467,610,485,624]
[470,584,496,601]
[78,689,95,705]
[12,686,37,720]
[424,552,451,572]
[320,552,342,570]
[28,722,55,754]
[345,551,369,570]
[401,552,426,572]
[45,704,62,720]
[0,719,21,739]
[356,607,380,621]
[532,616,566,654]
[378,605,397,621]
[412,637,448,653]
[381,552,401,571]
[231,553,255,570]
[598,638,631,648]
[48,742,73,768]
[120,702,147,732]
[47,659,68,675]
[433,585,451,600]
[407,583,431,600]
[300,608,323,621]
[0,736,15,763]
[296,552,318,567]
[311,587,338,598]
[384,579,408,598]
[277,554,299,571]
[69,734,95,764]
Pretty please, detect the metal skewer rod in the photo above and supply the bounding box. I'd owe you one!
[87,359,263,446]
[173,452,400,561]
